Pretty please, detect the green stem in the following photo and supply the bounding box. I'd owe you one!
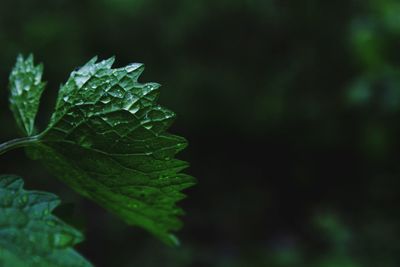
[0,136,40,156]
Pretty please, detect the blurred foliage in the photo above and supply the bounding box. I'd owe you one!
[0,175,92,267]
[1,0,400,266]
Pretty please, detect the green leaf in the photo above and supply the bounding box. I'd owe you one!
[0,175,92,267]
[11,56,195,245]
[9,55,46,136]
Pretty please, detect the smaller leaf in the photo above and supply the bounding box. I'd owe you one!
[8,54,46,136]
[0,175,92,267]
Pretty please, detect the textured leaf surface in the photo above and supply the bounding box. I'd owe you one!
[22,57,195,245]
[0,175,92,267]
[8,55,46,136]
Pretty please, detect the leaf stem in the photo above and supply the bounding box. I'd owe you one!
[0,136,40,156]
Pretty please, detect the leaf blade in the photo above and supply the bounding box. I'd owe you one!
[0,175,92,267]
[31,57,195,245]
[8,55,46,136]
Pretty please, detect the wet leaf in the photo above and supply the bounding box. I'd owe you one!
[9,56,195,245]
[8,55,46,136]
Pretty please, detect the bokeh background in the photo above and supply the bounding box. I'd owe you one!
[1,0,400,266]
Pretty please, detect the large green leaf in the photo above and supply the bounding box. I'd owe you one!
[9,56,195,245]
[0,175,92,267]
[8,55,46,136]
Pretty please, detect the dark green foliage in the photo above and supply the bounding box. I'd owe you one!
[6,55,194,245]
[2,0,400,266]
[0,175,92,267]
[8,55,45,136]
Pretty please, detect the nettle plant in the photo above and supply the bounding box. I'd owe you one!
[0,55,195,266]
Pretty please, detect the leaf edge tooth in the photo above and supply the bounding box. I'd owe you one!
[0,175,24,191]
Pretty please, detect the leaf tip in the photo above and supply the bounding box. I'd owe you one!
[165,234,181,247]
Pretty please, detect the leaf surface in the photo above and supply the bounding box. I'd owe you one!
[11,56,195,245]
[9,55,46,136]
[0,175,92,267]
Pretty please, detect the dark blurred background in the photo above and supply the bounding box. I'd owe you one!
[1,0,400,266]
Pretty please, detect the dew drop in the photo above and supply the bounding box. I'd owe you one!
[100,96,111,104]
[129,105,140,114]
[143,124,153,130]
